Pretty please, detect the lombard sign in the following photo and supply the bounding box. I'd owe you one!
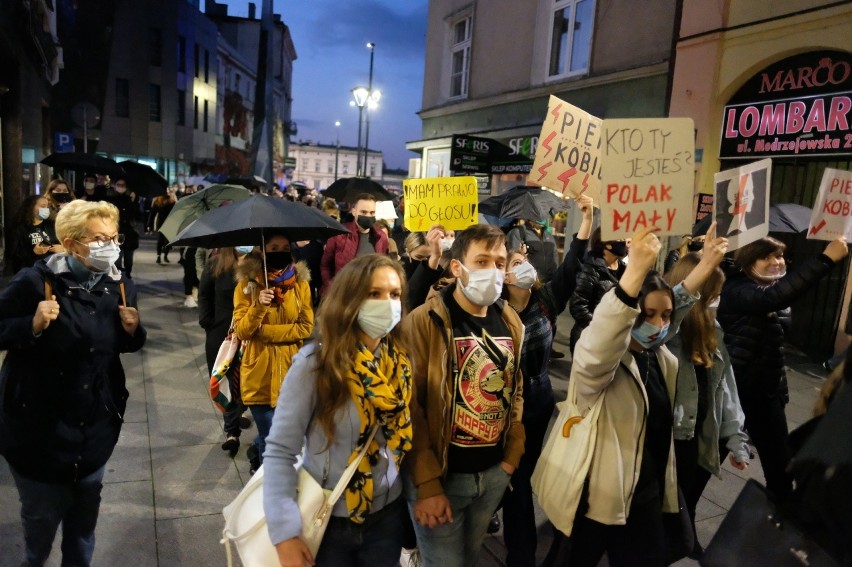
[720,51,851,159]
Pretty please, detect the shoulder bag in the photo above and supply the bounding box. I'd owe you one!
[221,425,379,566]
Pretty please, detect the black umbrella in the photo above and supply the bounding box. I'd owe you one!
[117,160,168,197]
[168,194,349,249]
[479,185,569,220]
[225,175,268,190]
[768,203,812,233]
[41,152,126,178]
[323,177,393,203]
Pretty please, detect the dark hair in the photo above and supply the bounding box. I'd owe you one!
[450,224,506,262]
[635,271,675,327]
[351,193,377,205]
[734,237,785,271]
[374,219,391,233]
[589,226,623,257]
[15,194,47,226]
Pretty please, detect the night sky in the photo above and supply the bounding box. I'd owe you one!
[220,0,428,170]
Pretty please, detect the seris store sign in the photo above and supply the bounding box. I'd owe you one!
[720,51,851,159]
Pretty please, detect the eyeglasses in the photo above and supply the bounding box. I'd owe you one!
[78,234,125,248]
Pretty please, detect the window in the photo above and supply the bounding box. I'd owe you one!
[177,36,186,72]
[194,95,199,129]
[203,99,209,132]
[369,163,377,177]
[314,160,320,173]
[194,43,200,78]
[301,159,308,171]
[149,28,162,66]
[327,161,333,174]
[149,84,161,122]
[548,0,594,78]
[204,50,210,83]
[449,16,471,98]
[177,89,186,125]
[115,78,129,117]
[342,162,350,175]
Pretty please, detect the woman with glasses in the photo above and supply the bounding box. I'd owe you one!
[0,200,146,567]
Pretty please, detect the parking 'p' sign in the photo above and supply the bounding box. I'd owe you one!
[808,168,852,241]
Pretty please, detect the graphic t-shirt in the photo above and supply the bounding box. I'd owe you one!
[445,291,516,473]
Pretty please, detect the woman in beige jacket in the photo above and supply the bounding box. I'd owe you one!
[563,225,727,567]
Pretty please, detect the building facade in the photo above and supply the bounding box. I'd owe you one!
[407,0,678,195]
[288,141,384,191]
[669,0,852,359]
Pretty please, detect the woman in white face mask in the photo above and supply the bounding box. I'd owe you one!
[9,195,65,272]
[262,254,414,567]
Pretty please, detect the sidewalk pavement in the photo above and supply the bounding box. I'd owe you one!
[0,238,830,566]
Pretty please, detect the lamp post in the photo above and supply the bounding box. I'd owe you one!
[363,42,376,178]
[334,120,340,181]
[350,86,369,176]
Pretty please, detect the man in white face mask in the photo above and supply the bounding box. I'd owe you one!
[404,224,526,567]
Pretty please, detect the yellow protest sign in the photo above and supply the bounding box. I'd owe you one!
[599,118,695,240]
[403,176,479,232]
[530,95,602,202]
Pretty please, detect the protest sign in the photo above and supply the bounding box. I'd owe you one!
[599,117,695,240]
[807,167,852,241]
[403,176,479,232]
[530,95,602,202]
[713,158,772,250]
[695,193,714,224]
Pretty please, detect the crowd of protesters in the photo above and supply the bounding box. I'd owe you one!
[0,172,850,567]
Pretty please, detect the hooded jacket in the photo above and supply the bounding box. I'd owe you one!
[232,255,314,407]
[0,255,146,483]
[403,283,526,499]
[569,285,696,528]
[319,221,388,294]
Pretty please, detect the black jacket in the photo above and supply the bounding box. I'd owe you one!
[0,256,146,482]
[717,255,834,402]
[569,254,625,349]
[106,193,140,250]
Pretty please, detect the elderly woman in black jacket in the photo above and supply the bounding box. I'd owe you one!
[0,199,146,567]
[717,235,847,500]
[568,227,628,351]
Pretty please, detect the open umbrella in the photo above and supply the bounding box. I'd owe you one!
[117,160,168,197]
[479,185,570,220]
[168,194,349,249]
[158,184,252,243]
[768,203,812,233]
[323,177,393,203]
[41,152,126,178]
[225,175,268,190]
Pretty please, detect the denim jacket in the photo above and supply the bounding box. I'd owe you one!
[668,324,750,477]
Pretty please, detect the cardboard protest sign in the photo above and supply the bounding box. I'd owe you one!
[807,168,852,241]
[695,193,713,224]
[599,118,695,240]
[530,95,602,202]
[403,176,478,232]
[712,158,772,251]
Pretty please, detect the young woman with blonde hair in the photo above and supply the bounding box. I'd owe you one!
[263,254,413,566]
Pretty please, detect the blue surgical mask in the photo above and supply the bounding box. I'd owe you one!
[37,207,51,220]
[235,245,254,255]
[631,320,670,349]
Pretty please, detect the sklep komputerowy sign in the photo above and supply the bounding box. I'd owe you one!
[720,50,851,159]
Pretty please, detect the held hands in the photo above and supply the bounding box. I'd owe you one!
[118,306,140,335]
[414,494,454,528]
[32,295,60,335]
[258,288,275,306]
[275,537,314,567]
[824,237,849,263]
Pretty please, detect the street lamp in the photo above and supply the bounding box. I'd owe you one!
[334,120,341,181]
[363,42,376,178]
[351,86,369,176]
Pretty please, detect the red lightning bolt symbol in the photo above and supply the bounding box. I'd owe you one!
[536,162,552,181]
[541,132,557,158]
[558,167,577,191]
[550,103,563,124]
[809,219,826,236]
[579,173,590,195]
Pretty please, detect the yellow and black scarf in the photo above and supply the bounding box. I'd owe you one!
[345,338,413,523]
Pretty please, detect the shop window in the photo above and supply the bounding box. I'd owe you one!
[449,15,471,99]
[547,0,594,79]
[115,78,129,118]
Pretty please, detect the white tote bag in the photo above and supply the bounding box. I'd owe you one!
[531,377,604,537]
[221,426,378,566]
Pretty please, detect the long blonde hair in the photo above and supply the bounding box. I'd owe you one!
[665,252,724,367]
[314,254,409,442]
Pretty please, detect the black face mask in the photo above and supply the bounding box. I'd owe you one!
[52,193,72,203]
[265,251,292,270]
[356,215,376,230]
[687,240,704,252]
[607,241,628,258]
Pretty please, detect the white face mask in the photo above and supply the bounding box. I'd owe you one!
[459,264,504,306]
[114,186,127,194]
[357,299,402,340]
[439,237,454,252]
[78,242,121,272]
[37,207,51,220]
[84,182,96,191]
[510,261,537,289]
